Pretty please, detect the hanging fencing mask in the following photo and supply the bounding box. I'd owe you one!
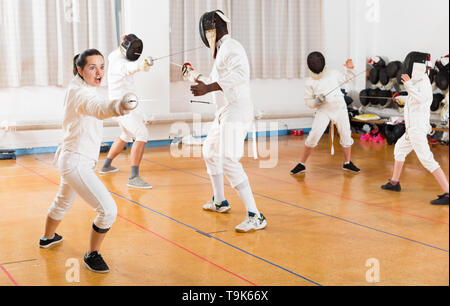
[435,70,449,91]
[401,51,431,82]
[199,10,231,58]
[120,34,143,62]
[431,93,445,112]
[307,52,326,74]
[386,61,402,79]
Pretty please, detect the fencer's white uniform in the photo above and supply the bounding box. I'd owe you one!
[394,74,440,173]
[201,35,254,188]
[48,76,121,230]
[304,68,355,148]
[108,49,149,143]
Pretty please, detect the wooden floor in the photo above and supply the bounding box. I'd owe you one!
[0,135,448,286]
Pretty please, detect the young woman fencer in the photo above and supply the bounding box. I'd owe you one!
[381,52,449,205]
[100,34,154,189]
[291,52,361,175]
[182,10,267,233]
[39,49,139,273]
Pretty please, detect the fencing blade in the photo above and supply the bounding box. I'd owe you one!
[190,100,213,105]
[324,64,374,97]
[152,46,204,62]
[170,62,183,68]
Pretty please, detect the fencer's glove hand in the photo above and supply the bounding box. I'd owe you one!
[182,63,201,83]
[138,57,153,72]
[314,94,326,106]
[344,59,354,70]
[116,93,139,116]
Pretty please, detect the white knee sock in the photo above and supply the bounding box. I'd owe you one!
[210,174,225,203]
[235,180,260,217]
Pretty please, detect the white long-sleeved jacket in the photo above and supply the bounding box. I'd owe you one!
[202,35,254,123]
[304,68,355,111]
[403,74,433,133]
[108,49,140,100]
[61,75,121,161]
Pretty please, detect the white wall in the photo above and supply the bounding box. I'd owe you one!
[323,0,449,81]
[376,0,449,62]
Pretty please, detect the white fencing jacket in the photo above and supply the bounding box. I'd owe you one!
[403,74,433,134]
[107,49,140,100]
[304,68,355,112]
[207,35,254,124]
[61,75,121,161]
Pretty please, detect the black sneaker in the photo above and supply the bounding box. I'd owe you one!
[381,180,401,192]
[39,233,63,249]
[291,163,306,175]
[343,161,361,173]
[84,251,110,273]
[430,193,449,205]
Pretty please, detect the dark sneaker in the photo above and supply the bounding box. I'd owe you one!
[99,166,118,174]
[381,180,402,192]
[343,161,361,173]
[39,233,63,249]
[290,163,306,175]
[84,251,110,273]
[430,193,449,205]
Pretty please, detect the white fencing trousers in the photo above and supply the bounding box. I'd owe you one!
[394,129,440,173]
[305,108,354,149]
[117,112,150,143]
[48,152,117,230]
[203,119,249,188]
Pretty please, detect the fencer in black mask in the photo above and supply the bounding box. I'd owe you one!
[290,51,361,175]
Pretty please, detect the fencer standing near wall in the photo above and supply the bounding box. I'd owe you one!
[291,52,361,175]
[381,52,449,205]
[182,10,267,233]
[40,49,139,273]
[100,34,154,189]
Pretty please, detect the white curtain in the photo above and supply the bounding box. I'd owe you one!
[0,0,117,88]
[170,0,322,81]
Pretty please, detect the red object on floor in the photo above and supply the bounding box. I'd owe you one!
[291,130,304,136]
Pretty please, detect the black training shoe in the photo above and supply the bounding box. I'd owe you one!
[39,233,63,249]
[343,161,361,173]
[381,180,401,192]
[291,163,306,175]
[84,251,110,273]
[430,193,449,205]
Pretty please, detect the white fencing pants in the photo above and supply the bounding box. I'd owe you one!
[203,119,249,188]
[117,112,150,143]
[394,129,440,173]
[48,152,117,230]
[305,108,354,148]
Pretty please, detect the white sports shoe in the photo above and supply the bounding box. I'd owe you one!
[127,176,152,189]
[203,198,231,213]
[235,213,267,233]
[99,166,119,174]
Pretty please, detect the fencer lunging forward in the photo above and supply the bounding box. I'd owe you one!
[40,49,138,273]
[182,10,266,233]
[100,34,153,189]
[381,52,449,205]
[291,52,361,175]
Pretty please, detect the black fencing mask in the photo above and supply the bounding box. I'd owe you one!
[120,34,143,62]
[199,10,231,58]
[307,52,326,74]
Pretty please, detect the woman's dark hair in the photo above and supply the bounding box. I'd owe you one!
[73,49,104,77]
